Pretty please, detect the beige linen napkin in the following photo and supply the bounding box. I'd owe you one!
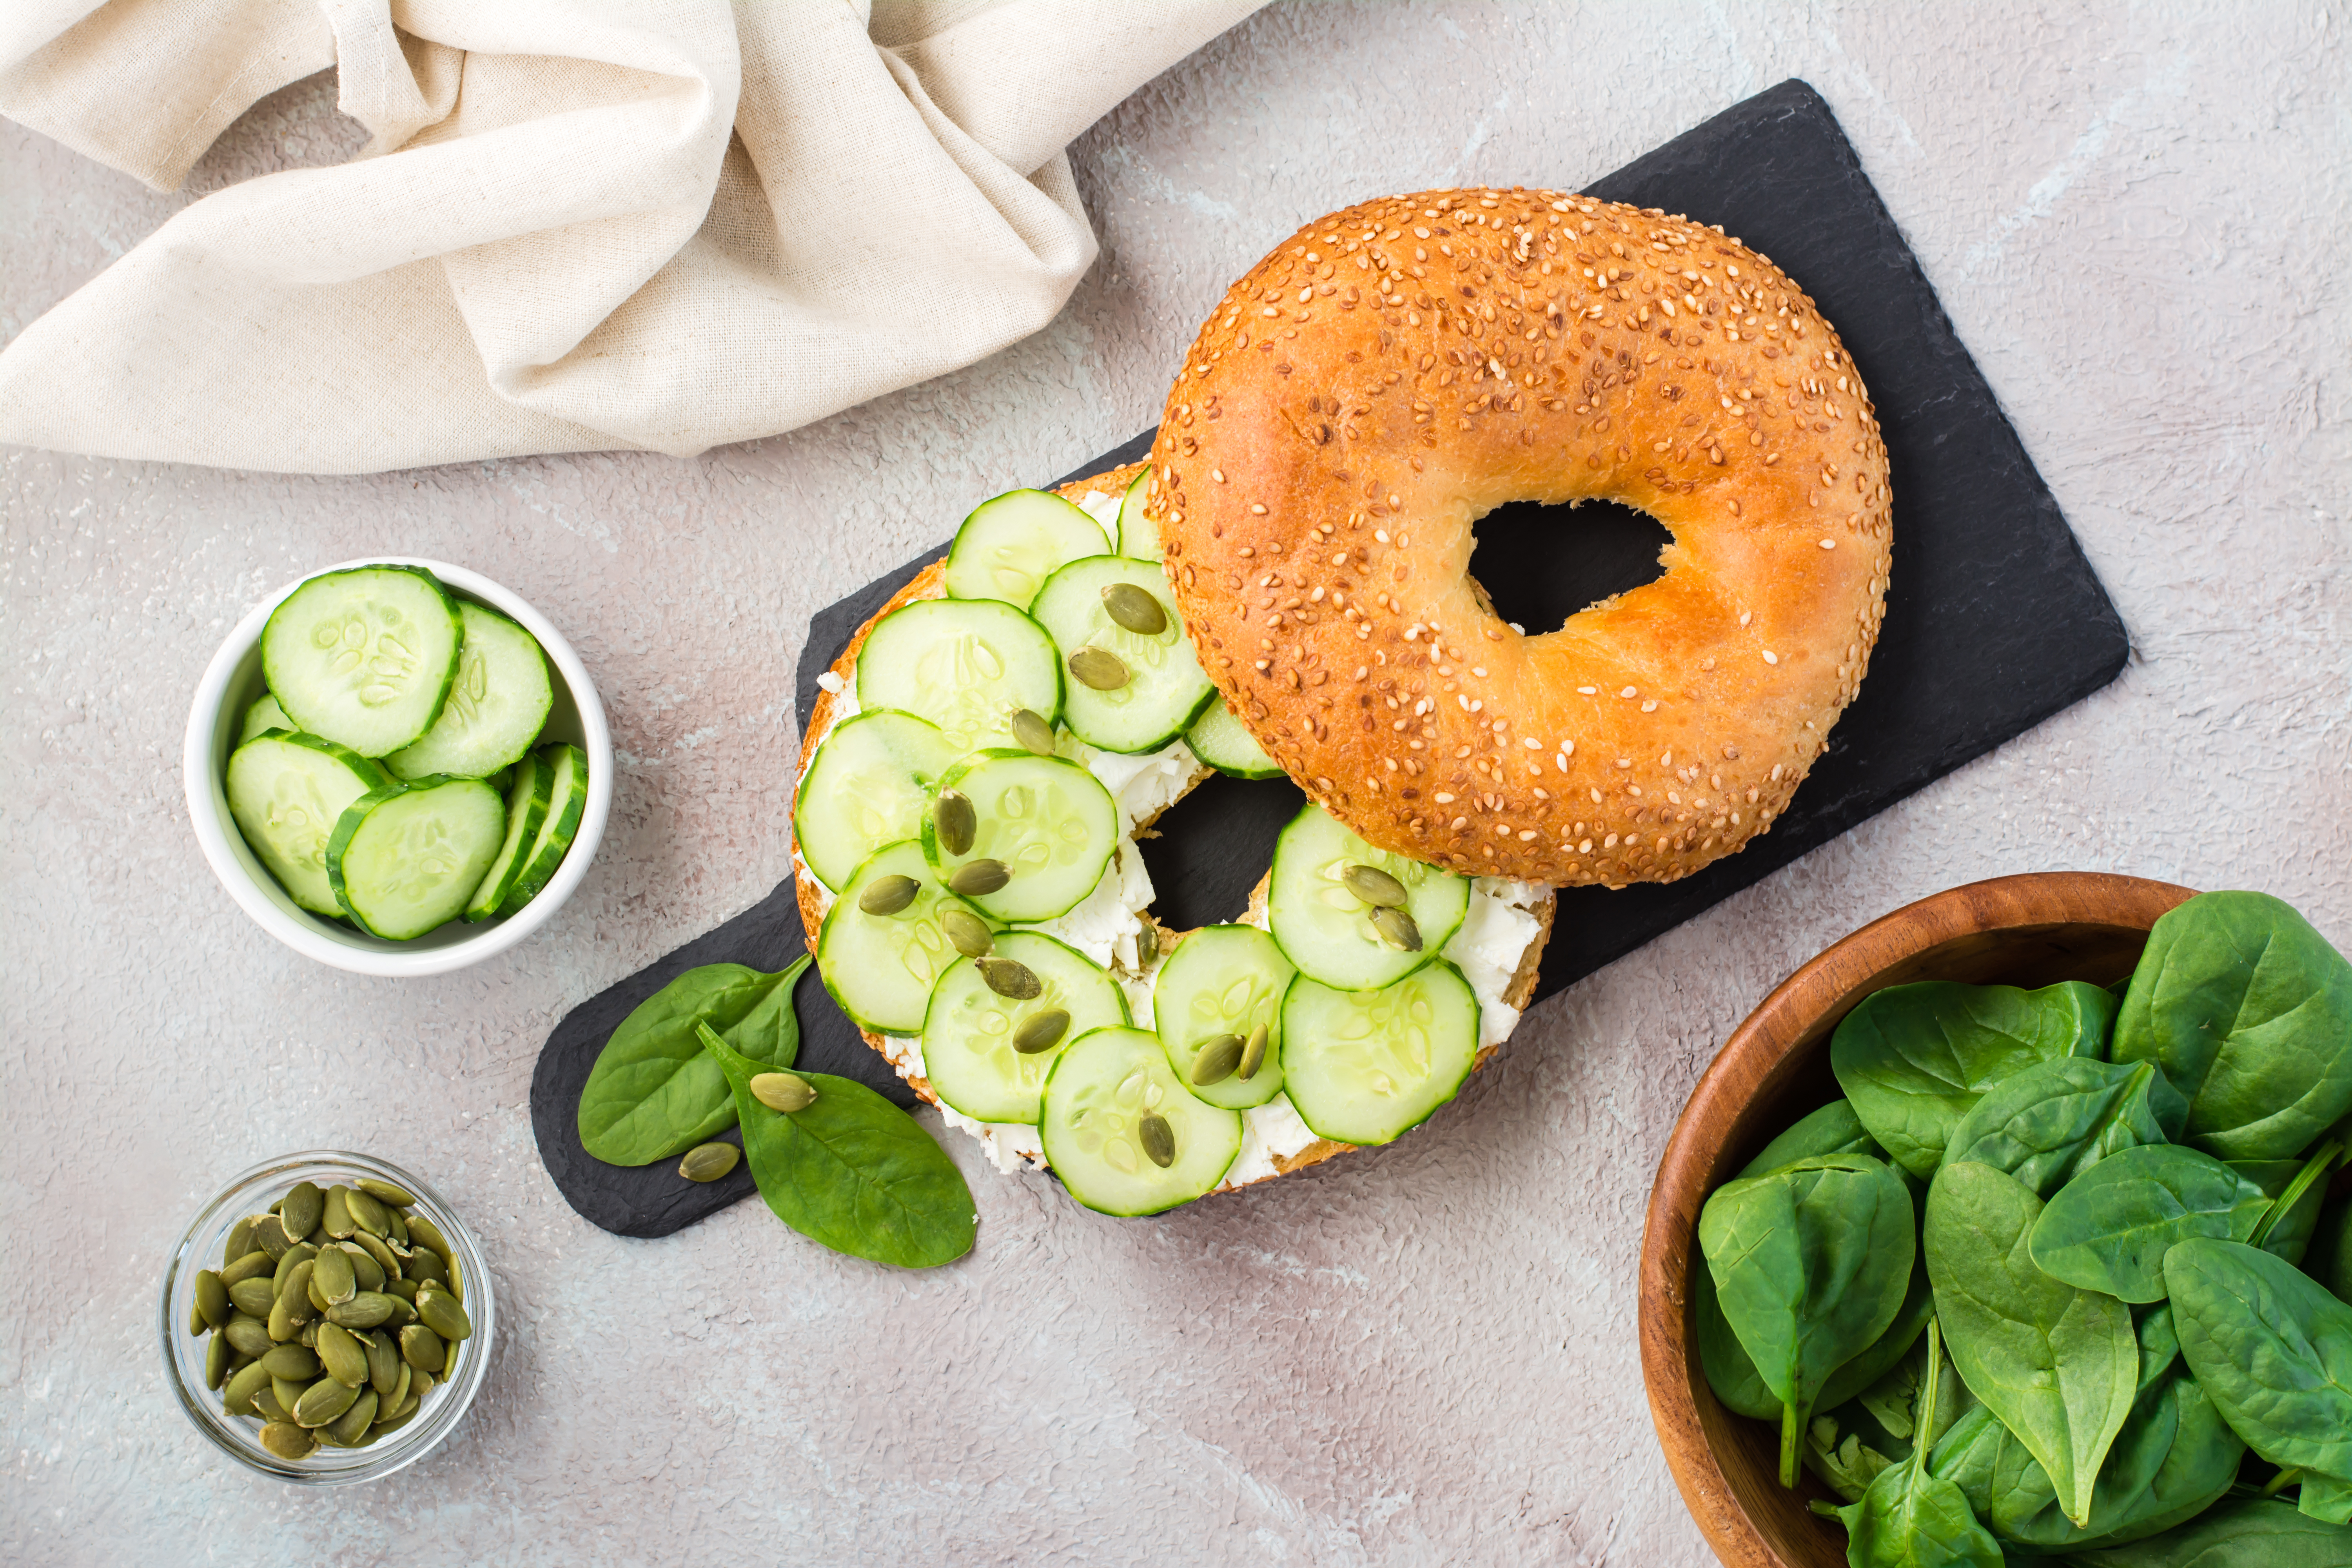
[0,0,1261,473]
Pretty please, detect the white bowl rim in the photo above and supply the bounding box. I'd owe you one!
[181,556,612,978]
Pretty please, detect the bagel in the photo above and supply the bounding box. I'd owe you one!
[791,462,1555,1196]
[1149,189,1892,887]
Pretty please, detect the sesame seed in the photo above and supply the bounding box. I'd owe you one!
[1435,792,1455,804]
[1577,686,1597,695]
[1619,686,1637,699]
[1211,468,1226,482]
[1762,650,1779,665]
[1641,700,1658,713]
[1522,737,1541,749]
[1250,503,1269,515]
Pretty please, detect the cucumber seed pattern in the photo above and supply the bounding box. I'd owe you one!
[265,773,341,878]
[311,602,420,710]
[1066,1064,1177,1176]
[1323,976,1442,1102]
[981,779,1096,878]
[913,632,1013,751]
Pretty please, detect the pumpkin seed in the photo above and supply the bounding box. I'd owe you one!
[220,1249,273,1287]
[326,1292,396,1330]
[857,874,921,916]
[188,1293,208,1336]
[677,1142,739,1182]
[1100,581,1169,635]
[385,1358,412,1414]
[271,1241,317,1295]
[385,1205,409,1247]
[316,1322,369,1387]
[976,955,1041,999]
[399,1324,447,1375]
[222,1218,256,1267]
[1135,922,1159,968]
[1138,1112,1176,1168]
[294,1375,361,1428]
[344,1239,388,1292]
[223,1314,273,1358]
[321,1185,354,1238]
[194,1270,232,1330]
[227,1277,276,1318]
[258,1344,321,1381]
[327,1389,378,1446]
[940,906,995,957]
[204,1331,232,1390]
[272,1375,309,1416]
[374,1401,418,1436]
[297,1321,319,1350]
[364,1330,400,1396]
[1067,646,1131,690]
[1368,905,1423,952]
[932,789,976,857]
[1238,1022,1270,1082]
[251,1214,293,1260]
[258,1421,317,1461]
[1190,1033,1245,1085]
[947,858,1010,897]
[403,1244,448,1285]
[307,1269,333,1315]
[416,1289,472,1342]
[280,1181,324,1241]
[252,1385,293,1425]
[1013,1008,1071,1054]
[345,1188,390,1237]
[1010,708,1056,756]
[403,1210,448,1261]
[267,1291,303,1344]
[1341,862,1409,908]
[408,1367,437,1406]
[382,1276,419,1303]
[382,1294,419,1330]
[751,1072,817,1113]
[311,1247,356,1307]
[354,1178,415,1209]
[223,1361,273,1416]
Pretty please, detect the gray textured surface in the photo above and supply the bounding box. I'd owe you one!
[3,3,2347,1563]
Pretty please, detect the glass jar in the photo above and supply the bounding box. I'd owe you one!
[157,1149,495,1483]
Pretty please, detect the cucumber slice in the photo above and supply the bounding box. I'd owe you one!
[855,597,1062,753]
[921,932,1128,1122]
[921,750,1117,924]
[240,693,292,743]
[261,566,463,757]
[817,840,993,1034]
[384,602,553,780]
[492,743,588,918]
[1185,697,1284,779]
[1116,469,1160,562]
[1028,556,1215,754]
[792,710,959,892]
[326,776,506,940]
[943,488,1112,610]
[1040,1027,1242,1216]
[1267,804,1470,990]
[225,732,395,915]
[1280,960,1482,1146]
[1152,924,1296,1109]
[461,751,554,922]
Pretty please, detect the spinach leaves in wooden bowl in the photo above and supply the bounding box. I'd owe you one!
[1693,890,2352,1565]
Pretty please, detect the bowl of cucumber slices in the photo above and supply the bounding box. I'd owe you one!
[184,557,611,977]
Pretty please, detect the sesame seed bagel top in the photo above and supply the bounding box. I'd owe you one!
[1149,189,1892,887]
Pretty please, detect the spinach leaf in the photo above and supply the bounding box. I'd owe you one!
[578,962,804,1165]
[2029,1145,2272,1301]
[2113,891,2352,1162]
[1926,1159,2140,1526]
[719,972,804,1069]
[1833,980,2118,1178]
[1698,1154,1916,1485]
[1694,1258,1781,1420]
[2134,1302,2180,1393]
[2302,1475,2352,1526]
[2054,1495,2352,1567]
[2302,1191,2352,1303]
[1805,1314,1977,1503]
[1942,1055,2187,1200]
[1833,1321,2006,1568]
[1739,1098,1886,1178]
[2232,1158,2332,1267]
[696,1022,976,1269]
[2247,1141,2345,1260]
[2166,1238,2352,1483]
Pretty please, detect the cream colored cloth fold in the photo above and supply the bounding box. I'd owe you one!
[0,0,1261,473]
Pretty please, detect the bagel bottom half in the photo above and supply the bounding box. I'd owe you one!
[789,463,1557,1194]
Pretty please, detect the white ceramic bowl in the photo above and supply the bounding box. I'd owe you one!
[183,557,612,977]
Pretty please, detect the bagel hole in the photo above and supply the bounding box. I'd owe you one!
[1133,772,1306,931]
[1465,497,1671,633]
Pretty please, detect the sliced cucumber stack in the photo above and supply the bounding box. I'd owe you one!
[1186,697,1283,779]
[920,933,1127,1123]
[793,710,959,891]
[1115,469,1159,562]
[818,840,990,1035]
[855,598,1062,753]
[326,776,508,939]
[921,750,1117,924]
[1267,804,1470,990]
[1281,960,1482,1146]
[385,602,554,780]
[1152,924,1295,1110]
[462,750,554,921]
[1041,1027,1242,1215]
[261,566,464,757]
[240,693,293,743]
[1029,556,1214,754]
[494,742,588,918]
[943,488,1112,610]
[225,732,394,915]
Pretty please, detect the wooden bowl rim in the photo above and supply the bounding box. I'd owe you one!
[1637,870,2198,1568]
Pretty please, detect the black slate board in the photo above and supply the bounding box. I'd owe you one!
[532,79,2128,1238]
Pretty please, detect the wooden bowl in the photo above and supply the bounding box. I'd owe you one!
[1638,871,2198,1568]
